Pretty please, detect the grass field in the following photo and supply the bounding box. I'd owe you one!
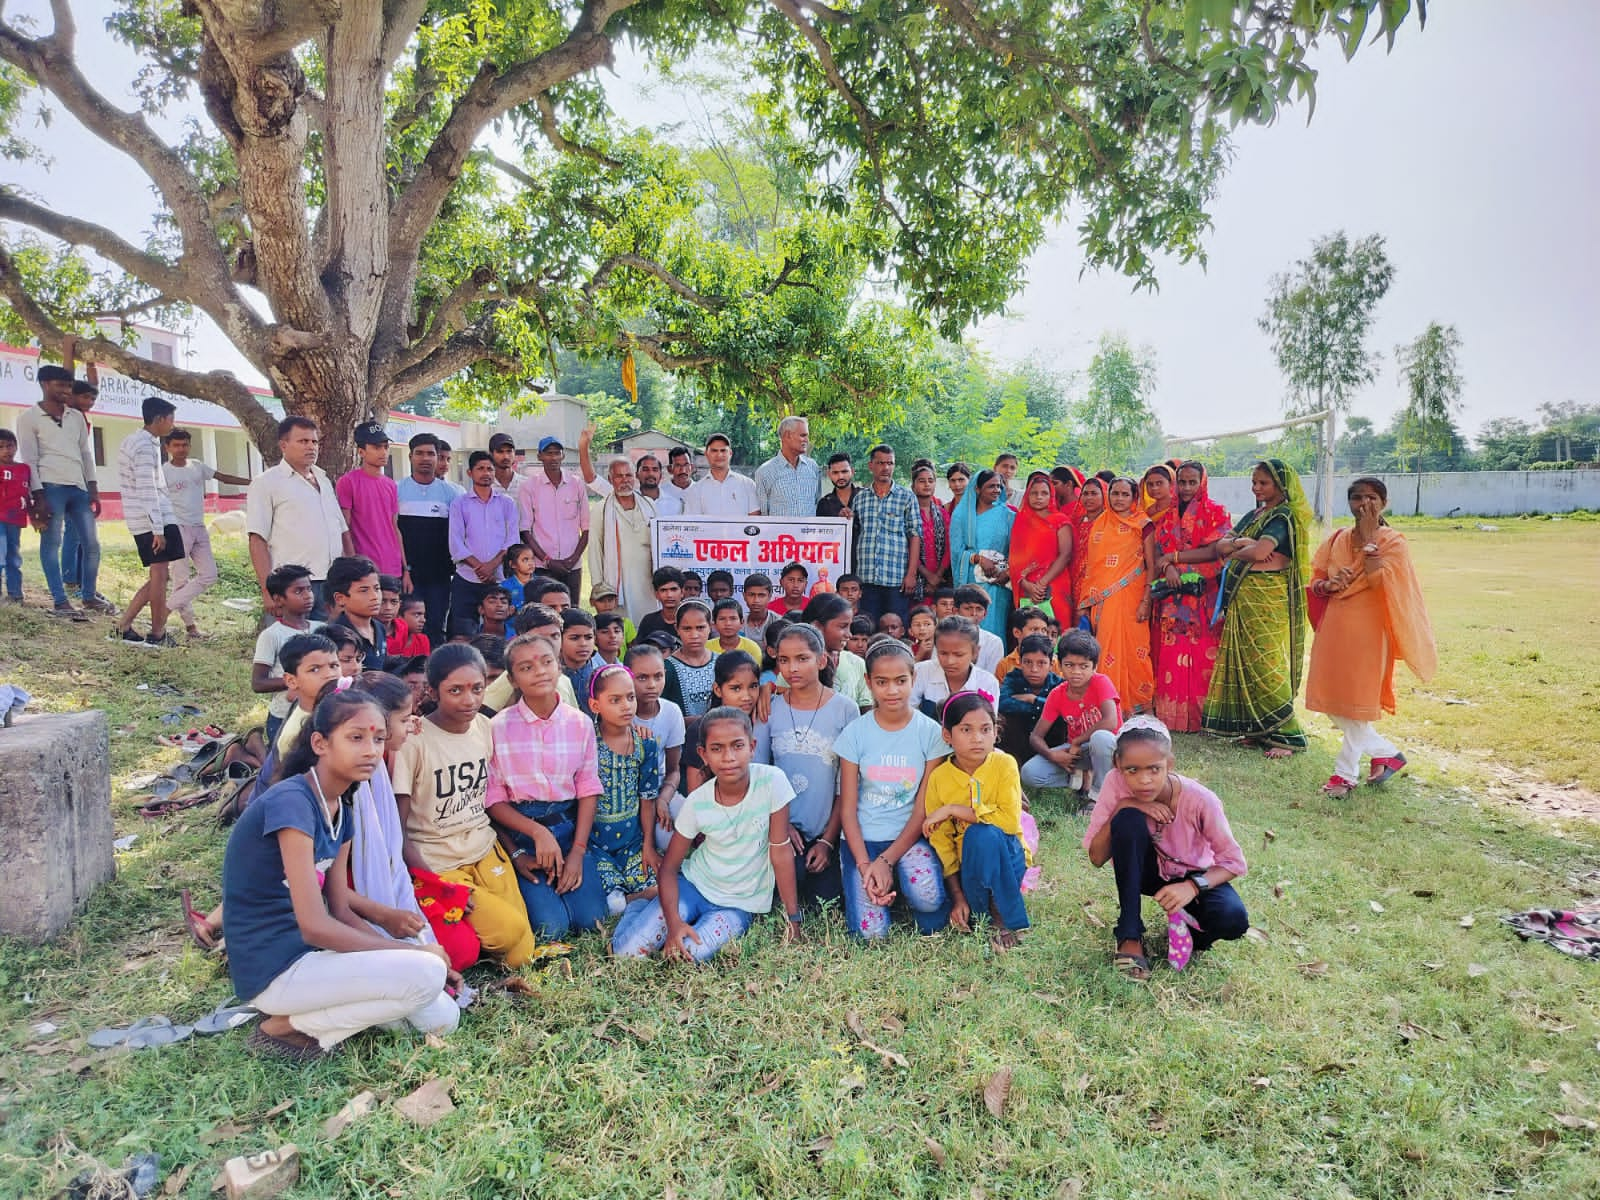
[1,518,1598,1199]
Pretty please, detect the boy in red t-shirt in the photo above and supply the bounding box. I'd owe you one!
[1022,629,1122,799]
[0,428,34,603]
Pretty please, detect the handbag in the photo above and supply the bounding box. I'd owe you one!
[1306,531,1342,631]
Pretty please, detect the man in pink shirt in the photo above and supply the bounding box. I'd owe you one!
[336,422,405,581]
[517,435,590,602]
[1083,716,1249,979]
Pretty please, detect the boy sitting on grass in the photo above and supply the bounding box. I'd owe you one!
[953,584,1005,675]
[326,555,387,669]
[590,584,636,646]
[1023,630,1120,800]
[738,572,777,643]
[998,634,1063,766]
[995,607,1058,680]
[560,608,600,711]
[252,563,317,747]
[390,592,432,656]
[594,610,627,665]
[636,567,685,646]
[477,584,513,638]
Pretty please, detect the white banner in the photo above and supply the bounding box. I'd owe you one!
[652,516,852,594]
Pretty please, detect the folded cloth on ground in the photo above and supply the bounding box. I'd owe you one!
[1501,908,1600,961]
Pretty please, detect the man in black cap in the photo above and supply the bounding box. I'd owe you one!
[15,364,106,618]
[336,421,405,581]
[488,431,524,507]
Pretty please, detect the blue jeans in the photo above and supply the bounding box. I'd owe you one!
[840,837,950,939]
[857,582,910,626]
[39,484,100,606]
[61,516,80,586]
[1108,807,1249,949]
[1020,728,1118,795]
[610,875,755,962]
[504,800,609,939]
[957,823,1030,932]
[1,522,21,598]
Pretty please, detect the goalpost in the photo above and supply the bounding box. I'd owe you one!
[1162,408,1337,530]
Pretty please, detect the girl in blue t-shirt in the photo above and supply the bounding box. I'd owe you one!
[835,639,953,939]
[221,687,454,1062]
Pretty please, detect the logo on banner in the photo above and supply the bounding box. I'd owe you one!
[662,538,695,561]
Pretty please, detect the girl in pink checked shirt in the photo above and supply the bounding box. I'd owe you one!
[1083,716,1251,981]
[484,633,611,940]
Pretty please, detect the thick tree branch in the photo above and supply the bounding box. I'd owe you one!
[199,0,341,62]
[633,333,719,372]
[0,243,278,450]
[377,326,520,407]
[381,0,431,73]
[586,253,728,311]
[389,266,496,380]
[0,190,191,300]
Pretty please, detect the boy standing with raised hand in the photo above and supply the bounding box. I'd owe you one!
[162,426,250,640]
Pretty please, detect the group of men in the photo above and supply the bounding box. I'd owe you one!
[7,361,940,644]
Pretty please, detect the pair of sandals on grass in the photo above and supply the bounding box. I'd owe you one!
[133,728,266,819]
[1323,752,1407,799]
[1112,910,1202,982]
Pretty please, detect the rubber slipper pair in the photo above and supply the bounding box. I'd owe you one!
[136,787,218,818]
[194,1002,258,1034]
[88,1015,194,1050]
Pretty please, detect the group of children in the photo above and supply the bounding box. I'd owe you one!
[216,554,1253,1059]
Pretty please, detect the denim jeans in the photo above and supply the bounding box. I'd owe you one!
[448,574,488,638]
[411,578,451,647]
[39,484,100,606]
[60,516,81,586]
[1020,728,1118,795]
[840,837,950,939]
[791,838,845,910]
[610,874,755,961]
[957,822,1031,932]
[0,522,21,598]
[857,582,910,626]
[1107,807,1250,949]
[504,799,609,939]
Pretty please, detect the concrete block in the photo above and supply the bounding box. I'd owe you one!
[0,710,114,941]
[218,1145,300,1199]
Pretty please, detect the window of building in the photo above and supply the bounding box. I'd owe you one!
[150,342,174,365]
[92,425,105,467]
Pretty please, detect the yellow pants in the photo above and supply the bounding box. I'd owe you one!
[440,843,536,968]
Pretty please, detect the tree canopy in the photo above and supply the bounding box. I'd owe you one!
[0,0,1424,470]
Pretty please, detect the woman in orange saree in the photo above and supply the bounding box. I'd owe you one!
[1011,471,1074,621]
[1306,476,1437,797]
[1150,462,1232,732]
[1077,477,1156,716]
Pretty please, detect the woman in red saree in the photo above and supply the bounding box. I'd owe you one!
[1011,471,1074,620]
[1077,478,1157,716]
[1150,461,1232,732]
[1141,464,1177,666]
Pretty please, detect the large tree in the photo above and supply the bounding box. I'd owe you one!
[1072,331,1160,472]
[1392,320,1463,470]
[0,1,1422,471]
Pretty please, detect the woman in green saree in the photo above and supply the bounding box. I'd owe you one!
[1201,459,1312,758]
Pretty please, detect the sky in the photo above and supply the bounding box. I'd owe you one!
[5,2,1597,438]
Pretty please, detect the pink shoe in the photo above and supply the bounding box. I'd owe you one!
[1322,775,1358,799]
[1167,911,1201,971]
[1367,754,1407,785]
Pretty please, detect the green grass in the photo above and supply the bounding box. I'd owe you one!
[1,522,1598,1199]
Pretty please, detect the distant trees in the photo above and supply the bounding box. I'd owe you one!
[1393,322,1465,470]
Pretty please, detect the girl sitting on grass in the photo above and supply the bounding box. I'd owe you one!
[923,691,1031,949]
[610,706,804,962]
[663,599,717,718]
[835,639,952,940]
[680,650,766,794]
[911,615,1000,721]
[1082,716,1250,980]
[589,663,663,915]
[221,686,455,1061]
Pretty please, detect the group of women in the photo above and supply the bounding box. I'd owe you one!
[935,457,1436,787]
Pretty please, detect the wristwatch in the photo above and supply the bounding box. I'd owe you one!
[1188,871,1211,893]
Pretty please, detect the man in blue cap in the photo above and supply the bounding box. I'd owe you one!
[517,434,590,601]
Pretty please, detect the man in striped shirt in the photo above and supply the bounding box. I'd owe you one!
[15,364,106,618]
[113,396,184,647]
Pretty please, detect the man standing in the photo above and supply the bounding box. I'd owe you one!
[246,416,350,620]
[163,426,250,640]
[112,396,182,646]
[753,416,823,517]
[59,379,107,605]
[15,364,107,618]
[577,426,683,517]
[488,432,524,506]
[397,432,461,645]
[592,456,658,624]
[336,422,405,578]
[448,450,520,637]
[683,433,759,518]
[666,445,696,500]
[518,435,590,599]
[816,451,862,571]
[852,444,921,624]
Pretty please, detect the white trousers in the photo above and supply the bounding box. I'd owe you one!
[168,523,218,624]
[1329,715,1398,783]
[251,948,452,1048]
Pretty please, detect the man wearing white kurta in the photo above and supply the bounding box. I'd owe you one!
[682,433,759,518]
[592,458,658,624]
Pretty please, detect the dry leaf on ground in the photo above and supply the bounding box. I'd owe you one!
[924,1137,947,1167]
[1297,960,1330,978]
[845,1011,910,1069]
[983,1067,1013,1118]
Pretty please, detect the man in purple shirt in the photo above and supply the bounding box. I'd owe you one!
[517,435,590,601]
[447,450,520,637]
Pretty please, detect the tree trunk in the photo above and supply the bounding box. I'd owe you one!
[273,349,372,477]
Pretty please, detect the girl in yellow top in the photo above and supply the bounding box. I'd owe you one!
[922,691,1030,949]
